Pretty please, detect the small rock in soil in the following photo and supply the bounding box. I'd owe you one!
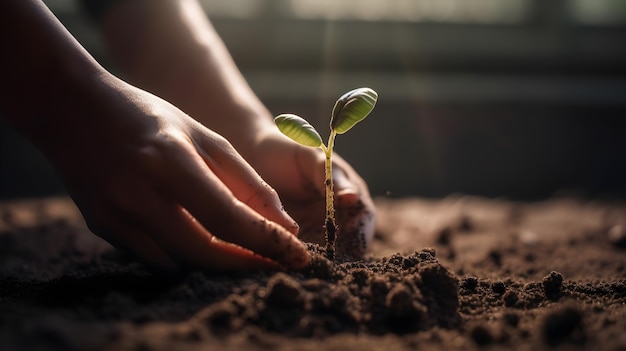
[491,281,506,295]
[460,276,478,291]
[385,284,428,333]
[542,271,563,301]
[503,289,519,307]
[265,273,304,308]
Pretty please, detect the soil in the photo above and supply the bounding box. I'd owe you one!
[1,196,625,351]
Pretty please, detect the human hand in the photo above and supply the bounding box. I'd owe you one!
[248,129,376,259]
[43,74,309,271]
[88,0,374,258]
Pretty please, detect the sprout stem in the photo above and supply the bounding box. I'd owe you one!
[274,88,377,263]
[321,130,338,260]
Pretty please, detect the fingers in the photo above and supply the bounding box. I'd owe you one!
[150,137,310,269]
[193,130,299,235]
[107,176,284,271]
[135,202,282,271]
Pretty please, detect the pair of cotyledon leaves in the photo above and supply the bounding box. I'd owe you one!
[274,87,378,148]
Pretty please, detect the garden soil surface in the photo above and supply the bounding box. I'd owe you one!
[1,196,625,351]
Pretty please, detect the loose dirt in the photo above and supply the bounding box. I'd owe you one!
[1,196,625,350]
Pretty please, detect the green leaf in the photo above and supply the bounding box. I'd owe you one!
[330,87,378,134]
[274,114,323,147]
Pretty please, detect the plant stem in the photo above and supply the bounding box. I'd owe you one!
[321,130,338,260]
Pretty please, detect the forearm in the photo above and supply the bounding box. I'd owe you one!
[0,0,107,147]
[99,0,273,158]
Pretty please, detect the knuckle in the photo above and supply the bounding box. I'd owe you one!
[246,182,280,208]
[261,180,279,200]
[200,131,235,154]
[133,132,188,171]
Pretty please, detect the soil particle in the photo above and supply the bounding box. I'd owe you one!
[470,324,493,346]
[384,283,428,333]
[349,268,370,287]
[460,276,478,292]
[542,306,586,347]
[491,281,506,295]
[542,271,564,301]
[264,273,303,308]
[503,289,519,307]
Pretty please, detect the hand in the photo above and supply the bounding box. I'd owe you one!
[44,74,310,271]
[88,0,375,258]
[248,129,376,258]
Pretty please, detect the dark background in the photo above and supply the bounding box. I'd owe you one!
[1,0,625,200]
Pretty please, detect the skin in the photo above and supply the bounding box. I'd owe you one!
[0,0,375,271]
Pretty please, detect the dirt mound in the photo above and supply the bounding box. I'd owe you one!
[199,246,459,338]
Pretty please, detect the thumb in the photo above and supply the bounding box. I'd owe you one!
[333,166,360,205]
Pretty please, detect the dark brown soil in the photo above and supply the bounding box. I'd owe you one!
[1,196,625,351]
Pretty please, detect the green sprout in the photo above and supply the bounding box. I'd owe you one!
[274,87,378,260]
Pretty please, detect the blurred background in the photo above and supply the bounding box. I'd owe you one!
[1,0,625,200]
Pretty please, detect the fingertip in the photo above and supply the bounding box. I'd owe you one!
[286,241,311,269]
[333,167,358,197]
[273,201,300,235]
[201,236,284,271]
[282,210,300,235]
[336,188,361,208]
[245,182,300,236]
[272,233,310,269]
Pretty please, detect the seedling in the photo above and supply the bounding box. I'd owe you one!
[274,87,378,260]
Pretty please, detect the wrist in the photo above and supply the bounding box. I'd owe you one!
[10,68,112,147]
[0,0,109,145]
